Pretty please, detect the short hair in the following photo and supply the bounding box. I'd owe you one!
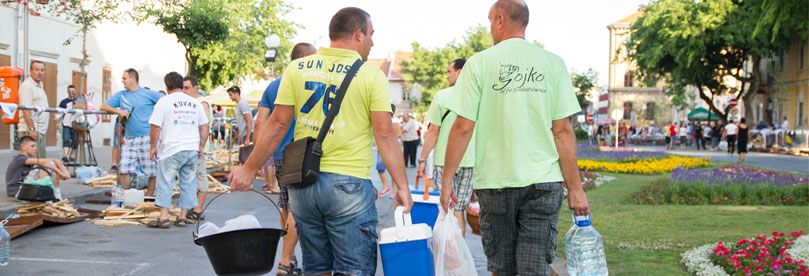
[329,7,371,41]
[227,86,241,95]
[183,75,199,87]
[740,118,746,123]
[495,0,530,27]
[291,43,316,60]
[67,84,76,90]
[163,72,184,91]
[391,103,396,113]
[30,60,44,70]
[19,136,36,145]
[450,58,466,70]
[124,68,140,82]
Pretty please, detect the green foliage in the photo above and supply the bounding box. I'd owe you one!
[574,127,589,141]
[627,0,808,122]
[400,26,493,107]
[571,68,599,108]
[628,178,809,206]
[138,0,297,90]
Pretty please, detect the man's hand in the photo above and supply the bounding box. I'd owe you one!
[243,136,250,147]
[27,130,38,139]
[567,187,590,216]
[198,146,204,157]
[417,162,427,178]
[227,166,257,192]
[150,147,158,161]
[395,188,414,213]
[118,110,130,118]
[440,189,458,214]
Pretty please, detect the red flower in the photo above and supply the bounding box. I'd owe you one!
[773,259,782,269]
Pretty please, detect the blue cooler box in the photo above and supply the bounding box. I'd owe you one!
[410,185,441,229]
[379,206,435,276]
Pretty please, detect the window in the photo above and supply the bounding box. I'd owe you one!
[623,101,633,120]
[101,68,112,122]
[645,102,656,120]
[623,70,633,87]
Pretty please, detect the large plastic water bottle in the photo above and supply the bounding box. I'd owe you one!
[111,185,125,208]
[1,221,10,267]
[564,215,608,276]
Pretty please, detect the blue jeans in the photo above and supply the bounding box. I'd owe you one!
[288,172,378,275]
[62,126,76,149]
[156,150,198,209]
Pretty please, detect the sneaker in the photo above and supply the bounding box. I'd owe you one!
[144,196,156,202]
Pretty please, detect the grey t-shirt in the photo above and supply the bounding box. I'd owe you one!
[234,100,252,135]
[5,155,31,197]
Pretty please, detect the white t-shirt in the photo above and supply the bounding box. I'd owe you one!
[725,124,738,136]
[678,126,688,137]
[400,119,419,142]
[782,120,790,130]
[149,92,209,160]
[18,78,50,133]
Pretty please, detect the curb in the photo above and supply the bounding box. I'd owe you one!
[0,188,109,218]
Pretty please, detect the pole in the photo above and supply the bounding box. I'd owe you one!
[615,119,620,148]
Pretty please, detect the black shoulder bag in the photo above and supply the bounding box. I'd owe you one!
[278,59,364,187]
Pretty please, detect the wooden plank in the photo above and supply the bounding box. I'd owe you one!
[90,219,141,227]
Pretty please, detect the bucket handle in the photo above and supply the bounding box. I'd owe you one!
[414,175,432,201]
[393,206,412,241]
[193,189,285,240]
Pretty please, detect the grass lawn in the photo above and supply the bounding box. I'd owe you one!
[556,173,809,275]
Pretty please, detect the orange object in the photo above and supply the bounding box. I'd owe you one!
[414,176,432,201]
[0,67,23,124]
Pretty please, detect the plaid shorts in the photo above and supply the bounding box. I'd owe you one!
[120,135,156,177]
[272,159,290,209]
[433,166,474,212]
[477,182,564,275]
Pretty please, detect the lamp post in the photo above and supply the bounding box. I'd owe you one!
[264,33,281,78]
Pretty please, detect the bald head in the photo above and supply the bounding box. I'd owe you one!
[291,43,317,60]
[494,0,529,27]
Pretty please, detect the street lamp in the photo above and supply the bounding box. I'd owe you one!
[265,33,281,78]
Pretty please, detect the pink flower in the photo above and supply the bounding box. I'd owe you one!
[773,259,782,269]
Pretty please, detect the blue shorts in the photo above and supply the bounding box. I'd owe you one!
[375,152,386,172]
[288,172,378,275]
[155,150,198,209]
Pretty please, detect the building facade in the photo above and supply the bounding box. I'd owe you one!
[0,3,187,150]
[368,51,421,116]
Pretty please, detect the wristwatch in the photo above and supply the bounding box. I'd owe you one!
[418,158,427,164]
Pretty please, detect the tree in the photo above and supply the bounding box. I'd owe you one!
[50,0,121,96]
[571,68,599,109]
[137,0,297,90]
[400,26,493,106]
[628,0,808,123]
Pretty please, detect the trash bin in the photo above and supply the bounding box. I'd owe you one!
[0,67,23,124]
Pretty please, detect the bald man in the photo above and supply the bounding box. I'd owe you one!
[439,1,590,275]
[253,42,316,275]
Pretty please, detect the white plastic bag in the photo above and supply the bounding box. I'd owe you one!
[218,214,262,233]
[432,213,477,276]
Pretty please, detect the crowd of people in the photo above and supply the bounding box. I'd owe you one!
[7,1,596,275]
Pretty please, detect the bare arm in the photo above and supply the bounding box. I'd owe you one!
[243,112,253,145]
[440,117,475,201]
[552,118,589,216]
[243,105,293,172]
[254,107,271,138]
[372,111,413,212]
[198,123,209,154]
[416,124,440,177]
[100,104,127,118]
[149,125,160,160]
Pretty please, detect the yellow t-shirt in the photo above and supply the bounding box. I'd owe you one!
[276,48,392,179]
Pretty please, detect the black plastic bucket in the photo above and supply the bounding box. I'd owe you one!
[193,190,286,275]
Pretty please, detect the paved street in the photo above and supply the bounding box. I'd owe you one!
[0,146,489,275]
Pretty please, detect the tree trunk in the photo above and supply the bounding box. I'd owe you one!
[80,26,89,96]
[741,56,762,123]
[697,86,728,123]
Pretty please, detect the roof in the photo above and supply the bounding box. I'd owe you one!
[608,10,644,29]
[367,51,413,81]
[367,59,391,76]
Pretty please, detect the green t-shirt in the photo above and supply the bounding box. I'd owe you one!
[447,38,581,189]
[276,47,392,180]
[427,87,475,167]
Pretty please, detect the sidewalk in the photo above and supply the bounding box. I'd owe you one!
[0,146,115,215]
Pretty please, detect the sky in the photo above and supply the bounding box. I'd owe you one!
[287,0,650,85]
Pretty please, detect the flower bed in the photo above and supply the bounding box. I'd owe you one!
[682,231,808,276]
[577,144,668,162]
[629,166,809,205]
[578,156,711,174]
[672,166,809,186]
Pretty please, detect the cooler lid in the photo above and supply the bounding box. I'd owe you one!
[378,206,434,244]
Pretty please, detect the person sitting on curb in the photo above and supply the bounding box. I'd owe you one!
[5,136,71,200]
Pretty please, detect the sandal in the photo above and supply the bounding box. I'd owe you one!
[277,256,302,275]
[187,210,204,221]
[174,216,193,227]
[146,218,171,229]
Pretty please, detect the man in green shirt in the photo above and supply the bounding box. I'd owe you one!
[417,58,475,236]
[440,1,590,275]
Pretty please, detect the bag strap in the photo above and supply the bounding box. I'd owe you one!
[313,59,364,150]
[440,110,451,124]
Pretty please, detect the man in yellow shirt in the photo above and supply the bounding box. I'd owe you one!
[229,7,412,275]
